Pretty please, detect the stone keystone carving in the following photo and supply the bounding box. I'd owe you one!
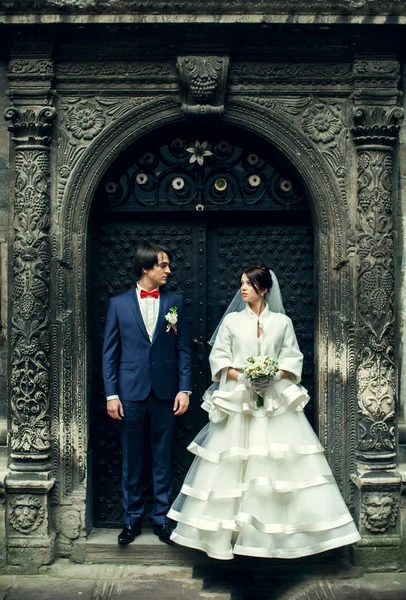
[361,492,398,533]
[177,56,229,117]
[9,495,45,534]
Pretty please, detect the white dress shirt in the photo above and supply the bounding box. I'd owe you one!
[136,284,160,342]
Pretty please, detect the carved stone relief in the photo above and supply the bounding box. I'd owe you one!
[9,59,54,78]
[230,62,353,85]
[9,495,45,534]
[352,105,403,468]
[240,95,349,253]
[177,56,229,116]
[57,96,163,215]
[56,62,176,83]
[5,106,55,465]
[55,506,81,556]
[361,492,398,533]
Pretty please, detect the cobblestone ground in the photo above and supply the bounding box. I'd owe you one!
[0,561,406,599]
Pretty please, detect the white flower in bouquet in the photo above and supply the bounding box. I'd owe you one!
[242,355,279,406]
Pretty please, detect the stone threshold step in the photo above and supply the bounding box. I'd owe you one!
[85,529,355,576]
[85,528,213,565]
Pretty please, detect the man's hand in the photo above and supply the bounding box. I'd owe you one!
[107,398,124,421]
[173,392,190,416]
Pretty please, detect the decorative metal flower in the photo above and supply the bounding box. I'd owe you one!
[217,140,230,153]
[142,152,155,164]
[172,177,185,191]
[248,174,261,188]
[247,153,259,166]
[136,173,148,186]
[186,140,213,166]
[280,179,293,193]
[105,182,119,194]
[214,178,227,192]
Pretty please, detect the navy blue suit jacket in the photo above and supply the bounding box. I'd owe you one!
[102,287,192,401]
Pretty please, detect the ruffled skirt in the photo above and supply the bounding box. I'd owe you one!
[168,379,361,560]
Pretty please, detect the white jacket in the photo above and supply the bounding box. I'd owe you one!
[209,304,303,384]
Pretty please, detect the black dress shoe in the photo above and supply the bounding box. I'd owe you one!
[153,523,174,545]
[118,524,142,545]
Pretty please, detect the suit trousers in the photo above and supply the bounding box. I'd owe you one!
[120,393,175,527]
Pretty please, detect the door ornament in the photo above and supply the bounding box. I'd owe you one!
[177,56,229,117]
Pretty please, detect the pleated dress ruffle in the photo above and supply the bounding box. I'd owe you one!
[168,378,361,560]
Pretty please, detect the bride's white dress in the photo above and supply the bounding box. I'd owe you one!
[168,305,361,560]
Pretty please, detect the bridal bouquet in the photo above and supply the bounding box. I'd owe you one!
[242,355,280,407]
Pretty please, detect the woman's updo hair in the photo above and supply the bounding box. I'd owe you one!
[243,264,273,295]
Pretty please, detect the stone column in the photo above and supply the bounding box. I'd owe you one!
[351,60,403,569]
[4,54,56,566]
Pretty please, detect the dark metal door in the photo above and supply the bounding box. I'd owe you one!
[90,126,314,527]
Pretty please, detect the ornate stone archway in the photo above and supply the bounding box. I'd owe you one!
[4,56,402,568]
[57,97,355,541]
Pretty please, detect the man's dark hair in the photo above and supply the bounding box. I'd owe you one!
[242,264,273,295]
[133,243,172,277]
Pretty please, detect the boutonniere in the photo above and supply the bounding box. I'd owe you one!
[165,306,178,334]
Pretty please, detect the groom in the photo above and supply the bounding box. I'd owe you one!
[102,242,192,545]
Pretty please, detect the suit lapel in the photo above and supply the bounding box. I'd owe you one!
[127,289,150,342]
[152,289,170,345]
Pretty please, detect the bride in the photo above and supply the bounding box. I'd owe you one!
[168,264,360,560]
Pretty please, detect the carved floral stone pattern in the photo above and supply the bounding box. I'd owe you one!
[230,63,352,84]
[65,100,105,141]
[57,96,159,215]
[5,106,55,463]
[361,492,398,533]
[351,102,403,468]
[9,496,45,534]
[355,149,396,461]
[56,62,176,82]
[301,104,342,144]
[9,59,54,77]
[353,60,400,76]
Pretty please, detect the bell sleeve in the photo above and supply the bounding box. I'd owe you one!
[277,317,303,384]
[209,316,234,382]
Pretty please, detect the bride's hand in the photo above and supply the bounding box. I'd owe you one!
[251,378,270,395]
[237,372,251,388]
[279,370,294,380]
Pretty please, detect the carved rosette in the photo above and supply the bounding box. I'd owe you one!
[5,106,55,466]
[352,106,403,468]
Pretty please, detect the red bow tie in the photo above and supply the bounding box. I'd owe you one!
[140,288,160,299]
